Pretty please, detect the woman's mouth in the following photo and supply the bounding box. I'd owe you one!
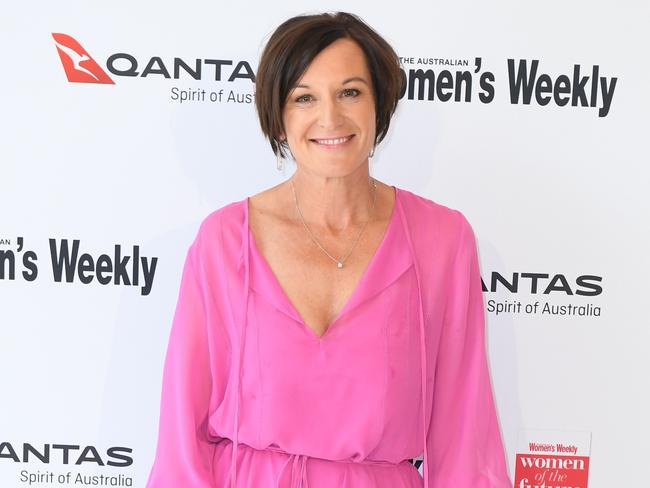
[310,134,354,148]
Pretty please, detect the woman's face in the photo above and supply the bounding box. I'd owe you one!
[281,38,376,178]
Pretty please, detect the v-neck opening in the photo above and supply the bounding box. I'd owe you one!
[246,185,399,341]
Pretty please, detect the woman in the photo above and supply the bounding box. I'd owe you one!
[146,11,511,488]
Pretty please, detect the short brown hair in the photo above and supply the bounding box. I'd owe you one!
[255,12,402,158]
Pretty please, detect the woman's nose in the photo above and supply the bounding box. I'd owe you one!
[317,97,343,129]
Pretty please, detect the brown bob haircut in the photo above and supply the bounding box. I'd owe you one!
[255,12,402,159]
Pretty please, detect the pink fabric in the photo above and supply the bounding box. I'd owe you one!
[146,186,511,487]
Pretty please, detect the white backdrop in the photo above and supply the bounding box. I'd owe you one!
[2,1,649,487]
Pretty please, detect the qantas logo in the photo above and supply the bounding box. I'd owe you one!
[52,33,114,84]
[52,33,255,85]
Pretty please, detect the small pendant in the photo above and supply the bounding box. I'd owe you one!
[337,261,344,269]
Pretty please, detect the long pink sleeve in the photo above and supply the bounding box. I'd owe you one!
[146,240,216,487]
[426,214,511,487]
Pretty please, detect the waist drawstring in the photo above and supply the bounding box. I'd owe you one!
[270,445,412,488]
[277,453,310,488]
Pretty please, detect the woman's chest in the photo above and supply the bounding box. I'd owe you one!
[248,216,394,340]
[237,266,423,441]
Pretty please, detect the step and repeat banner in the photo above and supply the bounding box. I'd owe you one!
[2,1,648,487]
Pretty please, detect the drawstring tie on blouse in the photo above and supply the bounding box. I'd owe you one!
[231,191,429,488]
[230,201,251,488]
[277,453,309,488]
[395,194,430,488]
[271,447,414,488]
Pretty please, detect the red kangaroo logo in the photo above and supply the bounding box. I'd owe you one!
[52,33,114,84]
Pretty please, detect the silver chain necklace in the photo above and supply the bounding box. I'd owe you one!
[290,176,378,269]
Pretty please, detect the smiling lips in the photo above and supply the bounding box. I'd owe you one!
[310,134,354,148]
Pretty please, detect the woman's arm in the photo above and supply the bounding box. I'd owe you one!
[146,239,216,487]
[426,212,511,487]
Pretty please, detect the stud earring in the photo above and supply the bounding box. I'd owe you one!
[369,145,376,158]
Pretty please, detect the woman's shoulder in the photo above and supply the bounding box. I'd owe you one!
[396,186,473,240]
[188,198,247,260]
[198,198,246,234]
[395,186,479,273]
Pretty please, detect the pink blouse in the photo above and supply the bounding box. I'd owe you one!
[146,186,511,487]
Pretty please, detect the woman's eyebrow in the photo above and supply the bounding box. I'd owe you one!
[342,76,369,85]
[293,76,370,89]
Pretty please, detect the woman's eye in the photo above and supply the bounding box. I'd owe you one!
[293,89,359,103]
[342,88,360,97]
